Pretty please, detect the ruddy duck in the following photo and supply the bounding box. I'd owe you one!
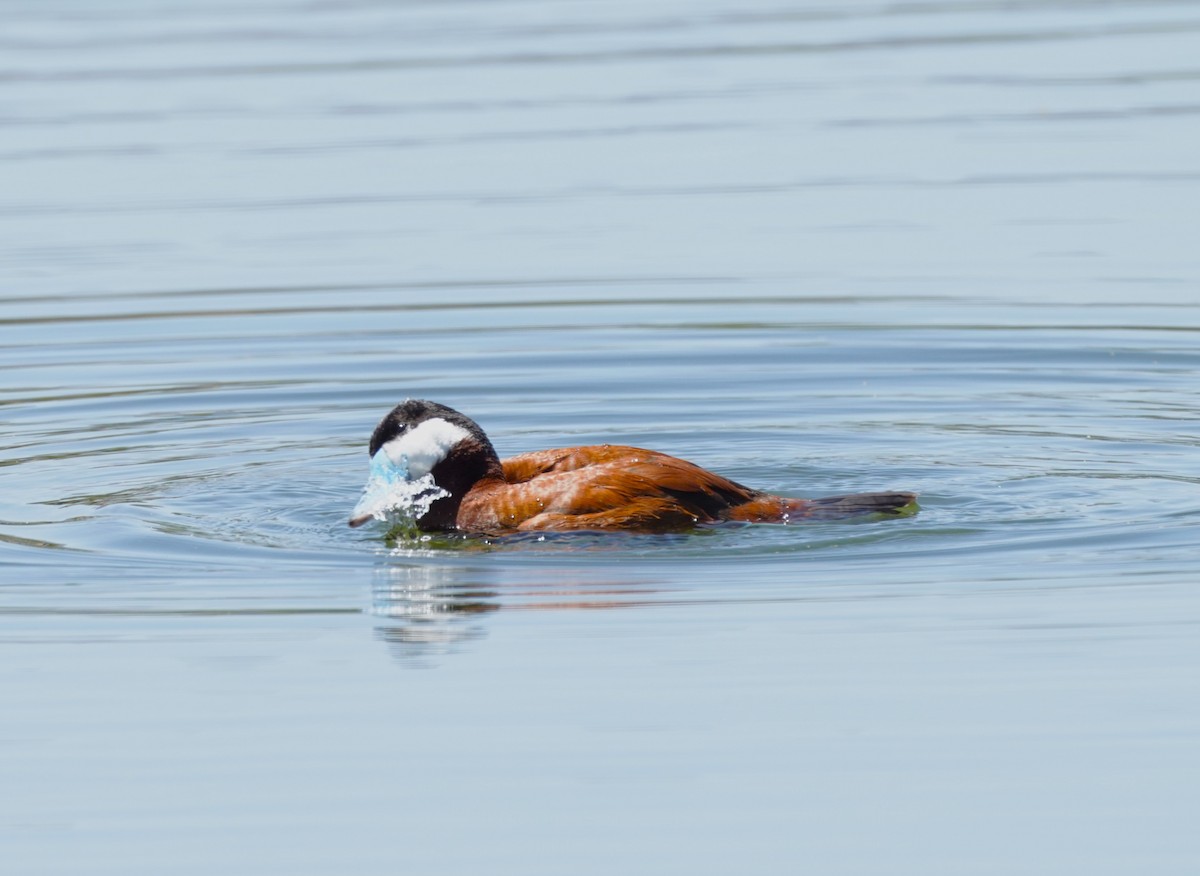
[349,399,916,533]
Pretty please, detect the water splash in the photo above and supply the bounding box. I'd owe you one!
[350,449,448,530]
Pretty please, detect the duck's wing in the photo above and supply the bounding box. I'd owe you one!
[482,448,760,532]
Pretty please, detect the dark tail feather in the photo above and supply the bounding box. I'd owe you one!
[724,491,917,523]
[799,491,917,520]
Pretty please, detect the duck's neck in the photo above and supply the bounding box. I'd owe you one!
[418,437,504,530]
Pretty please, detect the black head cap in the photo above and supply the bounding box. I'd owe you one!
[367,399,490,457]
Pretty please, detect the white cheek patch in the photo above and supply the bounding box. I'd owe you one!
[380,417,472,481]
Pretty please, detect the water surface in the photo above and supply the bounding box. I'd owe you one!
[3,1,1200,873]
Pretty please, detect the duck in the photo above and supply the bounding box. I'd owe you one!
[348,399,916,533]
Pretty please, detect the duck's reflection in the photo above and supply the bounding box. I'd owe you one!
[368,548,671,665]
[370,560,497,664]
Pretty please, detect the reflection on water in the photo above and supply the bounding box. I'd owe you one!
[368,552,674,663]
[370,560,497,663]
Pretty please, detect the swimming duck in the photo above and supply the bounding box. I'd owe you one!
[349,399,915,533]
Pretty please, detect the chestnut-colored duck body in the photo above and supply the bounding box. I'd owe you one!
[349,400,916,534]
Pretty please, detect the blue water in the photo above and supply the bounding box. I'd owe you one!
[3,2,1200,873]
